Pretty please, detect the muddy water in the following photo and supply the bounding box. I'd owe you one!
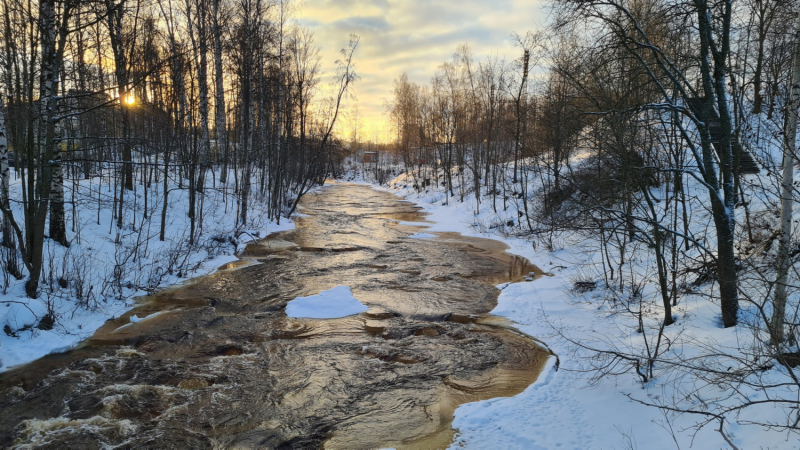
[0,184,549,449]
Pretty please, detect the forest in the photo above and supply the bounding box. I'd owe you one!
[0,0,799,447]
[0,0,357,302]
[378,0,800,444]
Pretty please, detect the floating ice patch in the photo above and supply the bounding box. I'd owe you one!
[286,286,369,319]
[129,311,165,324]
[397,221,429,226]
[408,232,436,239]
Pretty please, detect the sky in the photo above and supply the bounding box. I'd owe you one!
[295,0,547,143]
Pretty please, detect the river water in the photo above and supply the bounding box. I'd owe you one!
[0,183,548,449]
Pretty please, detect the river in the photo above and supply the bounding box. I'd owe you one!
[0,183,549,449]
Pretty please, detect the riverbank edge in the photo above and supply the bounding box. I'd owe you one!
[0,188,297,373]
[359,176,789,450]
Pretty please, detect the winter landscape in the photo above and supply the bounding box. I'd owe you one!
[0,0,799,448]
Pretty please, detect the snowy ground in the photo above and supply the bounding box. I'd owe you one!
[0,169,295,372]
[345,155,800,449]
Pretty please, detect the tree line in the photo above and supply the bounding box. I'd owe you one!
[0,0,358,298]
[386,0,800,438]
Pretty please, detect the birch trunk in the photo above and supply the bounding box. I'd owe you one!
[192,0,210,194]
[47,3,72,247]
[27,0,59,297]
[0,99,10,248]
[48,106,67,246]
[771,8,800,343]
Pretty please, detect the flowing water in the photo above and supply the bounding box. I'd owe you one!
[0,183,549,449]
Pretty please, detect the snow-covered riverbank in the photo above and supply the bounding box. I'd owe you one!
[0,171,295,372]
[357,164,798,449]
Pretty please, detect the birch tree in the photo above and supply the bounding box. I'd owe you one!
[0,97,10,249]
[771,8,800,343]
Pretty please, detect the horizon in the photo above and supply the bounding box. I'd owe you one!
[296,0,547,143]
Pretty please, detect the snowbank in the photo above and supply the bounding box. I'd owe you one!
[351,159,800,449]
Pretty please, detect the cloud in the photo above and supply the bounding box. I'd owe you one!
[329,16,390,33]
[296,0,546,141]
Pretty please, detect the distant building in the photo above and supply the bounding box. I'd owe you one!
[362,151,378,163]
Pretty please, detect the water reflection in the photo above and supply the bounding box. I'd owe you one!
[0,183,549,449]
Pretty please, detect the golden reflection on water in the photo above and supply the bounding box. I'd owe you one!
[0,183,550,449]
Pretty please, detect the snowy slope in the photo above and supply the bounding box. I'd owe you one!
[350,156,800,449]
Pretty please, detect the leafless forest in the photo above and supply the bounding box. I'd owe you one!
[380,0,800,439]
[1,0,800,444]
[0,0,358,300]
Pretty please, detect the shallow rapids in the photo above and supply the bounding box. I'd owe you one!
[0,183,549,449]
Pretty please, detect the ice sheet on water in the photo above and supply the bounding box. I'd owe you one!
[285,286,369,319]
[397,221,429,226]
[128,311,164,324]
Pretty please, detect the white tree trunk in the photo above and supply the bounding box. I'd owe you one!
[49,107,66,245]
[772,8,800,343]
[193,0,210,188]
[0,97,11,247]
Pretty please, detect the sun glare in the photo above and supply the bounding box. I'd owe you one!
[124,93,135,105]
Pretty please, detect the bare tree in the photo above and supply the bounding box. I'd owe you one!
[771,8,800,343]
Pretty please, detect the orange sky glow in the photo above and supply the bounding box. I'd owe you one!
[295,0,546,143]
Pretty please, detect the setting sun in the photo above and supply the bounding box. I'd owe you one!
[124,93,135,105]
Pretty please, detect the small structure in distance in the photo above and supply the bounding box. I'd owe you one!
[362,151,378,163]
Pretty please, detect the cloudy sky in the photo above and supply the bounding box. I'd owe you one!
[295,0,547,142]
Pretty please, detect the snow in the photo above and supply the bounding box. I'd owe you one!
[285,286,369,319]
[0,147,796,448]
[128,311,164,324]
[340,149,800,449]
[0,167,296,372]
[407,232,437,239]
